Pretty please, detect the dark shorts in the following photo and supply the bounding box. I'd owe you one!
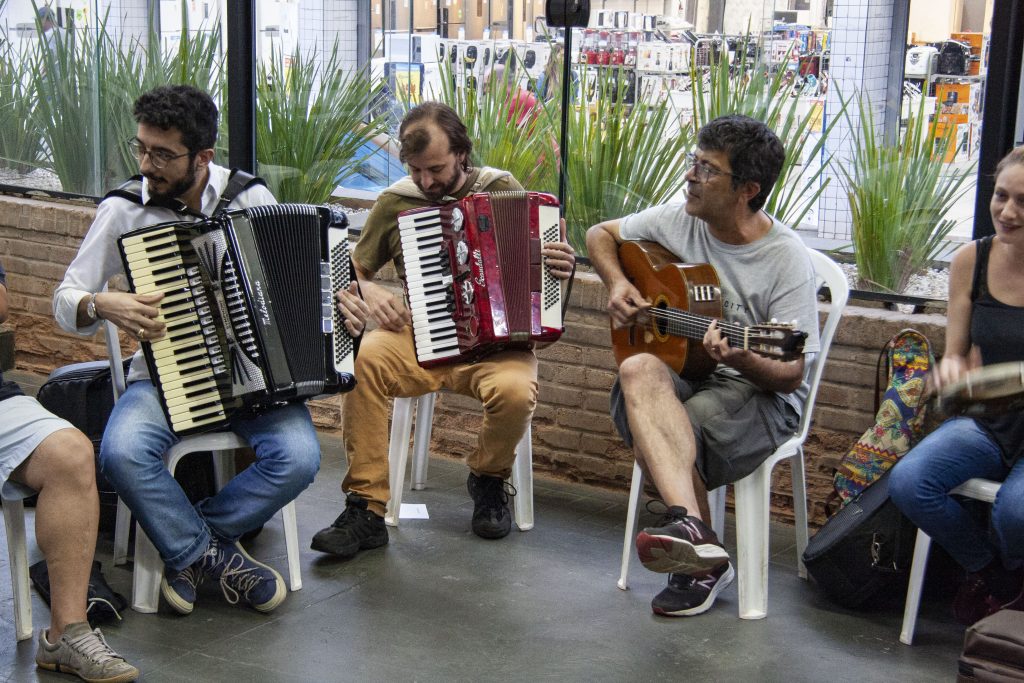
[610,368,799,491]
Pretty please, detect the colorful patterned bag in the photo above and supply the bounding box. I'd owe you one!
[832,328,934,507]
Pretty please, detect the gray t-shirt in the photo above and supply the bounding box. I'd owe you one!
[620,201,820,416]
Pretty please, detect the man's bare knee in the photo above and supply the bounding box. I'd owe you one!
[27,429,96,492]
[619,354,669,392]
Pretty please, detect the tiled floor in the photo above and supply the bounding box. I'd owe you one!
[1,369,966,681]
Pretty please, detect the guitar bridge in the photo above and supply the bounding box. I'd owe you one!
[690,284,720,303]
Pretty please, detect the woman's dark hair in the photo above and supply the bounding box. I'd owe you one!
[398,102,473,170]
[697,114,785,212]
[132,85,218,153]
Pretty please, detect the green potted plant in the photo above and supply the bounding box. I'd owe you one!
[0,0,43,176]
[841,93,975,294]
[256,42,387,204]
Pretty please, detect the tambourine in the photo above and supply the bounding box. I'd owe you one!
[933,361,1024,417]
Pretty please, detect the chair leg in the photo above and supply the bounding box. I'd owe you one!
[113,497,132,566]
[708,486,726,542]
[511,425,534,531]
[617,461,644,591]
[385,397,416,527]
[3,498,33,641]
[212,450,235,491]
[734,465,771,620]
[411,393,436,490]
[131,525,163,613]
[900,530,933,645]
[791,452,810,579]
[282,501,302,592]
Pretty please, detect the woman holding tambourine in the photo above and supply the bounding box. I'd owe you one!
[890,147,1024,626]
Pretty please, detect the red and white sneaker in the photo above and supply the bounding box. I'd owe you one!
[636,506,729,576]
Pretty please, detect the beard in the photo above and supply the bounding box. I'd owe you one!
[417,165,466,202]
[145,158,198,203]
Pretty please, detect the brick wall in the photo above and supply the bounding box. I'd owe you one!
[0,195,948,526]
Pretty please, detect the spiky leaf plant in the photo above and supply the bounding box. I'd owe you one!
[0,4,43,174]
[563,66,693,251]
[841,93,975,293]
[256,42,387,204]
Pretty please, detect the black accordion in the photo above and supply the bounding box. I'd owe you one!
[118,204,357,436]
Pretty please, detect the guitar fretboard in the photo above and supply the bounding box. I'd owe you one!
[647,307,751,349]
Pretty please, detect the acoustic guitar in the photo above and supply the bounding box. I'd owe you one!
[610,241,807,379]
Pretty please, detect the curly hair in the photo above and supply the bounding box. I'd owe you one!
[398,102,473,170]
[697,114,785,212]
[132,85,218,153]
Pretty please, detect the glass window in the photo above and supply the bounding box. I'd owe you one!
[0,1,227,198]
[902,0,991,247]
[254,1,393,203]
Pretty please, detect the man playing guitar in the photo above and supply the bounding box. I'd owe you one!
[586,115,821,617]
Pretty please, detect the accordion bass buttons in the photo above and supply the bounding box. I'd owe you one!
[460,280,474,306]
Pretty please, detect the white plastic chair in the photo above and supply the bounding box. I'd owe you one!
[2,480,36,641]
[104,321,302,613]
[900,478,1003,645]
[617,247,849,619]
[385,392,534,531]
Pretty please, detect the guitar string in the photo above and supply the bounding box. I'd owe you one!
[644,308,781,347]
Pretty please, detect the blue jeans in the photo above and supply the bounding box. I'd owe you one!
[890,417,1024,572]
[99,381,320,572]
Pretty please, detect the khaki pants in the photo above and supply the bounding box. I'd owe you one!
[342,326,538,517]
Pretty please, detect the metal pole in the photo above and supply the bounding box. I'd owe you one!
[226,0,256,172]
[557,28,572,217]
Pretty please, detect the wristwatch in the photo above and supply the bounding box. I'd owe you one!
[85,292,101,322]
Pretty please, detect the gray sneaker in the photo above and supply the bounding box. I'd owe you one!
[35,621,139,682]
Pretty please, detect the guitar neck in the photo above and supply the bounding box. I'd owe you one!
[650,308,752,349]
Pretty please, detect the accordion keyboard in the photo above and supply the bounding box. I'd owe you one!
[120,224,230,433]
[399,208,461,363]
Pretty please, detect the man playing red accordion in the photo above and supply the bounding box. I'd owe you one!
[312,102,575,556]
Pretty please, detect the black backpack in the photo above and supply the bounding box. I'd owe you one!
[104,168,265,217]
[801,470,917,608]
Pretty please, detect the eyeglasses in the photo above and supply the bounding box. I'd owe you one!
[127,137,190,170]
[684,152,738,184]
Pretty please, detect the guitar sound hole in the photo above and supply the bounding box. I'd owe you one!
[655,302,668,335]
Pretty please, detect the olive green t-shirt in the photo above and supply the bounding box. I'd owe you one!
[353,167,523,281]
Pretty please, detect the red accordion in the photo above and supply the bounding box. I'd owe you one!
[398,191,564,367]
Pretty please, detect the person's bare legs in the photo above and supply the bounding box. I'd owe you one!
[10,428,98,640]
[619,354,709,521]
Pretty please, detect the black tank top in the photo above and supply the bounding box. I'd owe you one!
[969,236,1024,464]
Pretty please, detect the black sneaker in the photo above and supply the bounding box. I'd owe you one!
[310,492,389,558]
[652,562,735,617]
[635,505,729,575]
[467,473,513,539]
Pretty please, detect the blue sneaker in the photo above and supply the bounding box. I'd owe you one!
[209,540,286,613]
[161,563,206,615]
[161,536,286,614]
